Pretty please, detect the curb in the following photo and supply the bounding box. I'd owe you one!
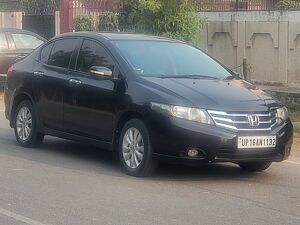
[260,88,300,109]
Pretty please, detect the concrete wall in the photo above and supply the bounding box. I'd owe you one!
[199,11,300,87]
[0,12,22,29]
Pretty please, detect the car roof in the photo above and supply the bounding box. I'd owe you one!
[0,28,33,34]
[0,28,46,41]
[55,32,184,43]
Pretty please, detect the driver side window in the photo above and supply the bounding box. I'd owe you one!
[76,40,114,75]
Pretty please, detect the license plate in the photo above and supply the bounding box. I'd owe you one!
[237,136,276,149]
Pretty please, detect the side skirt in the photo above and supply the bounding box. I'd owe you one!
[43,127,113,151]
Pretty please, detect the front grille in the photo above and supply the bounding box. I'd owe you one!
[208,110,277,131]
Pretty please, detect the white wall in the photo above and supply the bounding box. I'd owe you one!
[199,11,300,87]
[0,12,22,29]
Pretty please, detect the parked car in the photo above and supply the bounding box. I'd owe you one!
[0,28,46,74]
[4,32,293,176]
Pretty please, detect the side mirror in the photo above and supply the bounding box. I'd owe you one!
[90,66,113,77]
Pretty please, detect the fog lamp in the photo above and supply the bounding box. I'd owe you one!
[187,149,199,158]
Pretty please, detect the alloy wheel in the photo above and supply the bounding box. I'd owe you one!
[122,127,145,169]
[16,106,32,141]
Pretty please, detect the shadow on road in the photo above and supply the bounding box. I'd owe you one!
[40,137,268,181]
[1,133,272,181]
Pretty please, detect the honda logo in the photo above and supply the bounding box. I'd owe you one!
[248,114,260,126]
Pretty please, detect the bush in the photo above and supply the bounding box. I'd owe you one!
[98,12,119,31]
[117,0,205,45]
[73,15,95,32]
[275,0,300,9]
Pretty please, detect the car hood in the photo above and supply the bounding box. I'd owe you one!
[142,77,276,111]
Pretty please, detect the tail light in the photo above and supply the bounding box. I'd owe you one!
[6,65,14,79]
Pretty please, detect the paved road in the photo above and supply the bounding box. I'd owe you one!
[0,112,300,225]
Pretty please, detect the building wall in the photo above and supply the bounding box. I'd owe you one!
[199,11,300,87]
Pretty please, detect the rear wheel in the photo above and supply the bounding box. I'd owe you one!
[14,100,44,148]
[118,119,157,177]
[238,162,272,172]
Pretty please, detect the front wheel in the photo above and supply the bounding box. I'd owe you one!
[118,119,157,177]
[238,162,272,172]
[14,100,44,148]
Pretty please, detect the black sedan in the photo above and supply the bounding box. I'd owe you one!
[0,28,45,74]
[4,32,293,176]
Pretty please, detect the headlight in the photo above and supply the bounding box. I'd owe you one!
[276,107,288,124]
[150,103,214,125]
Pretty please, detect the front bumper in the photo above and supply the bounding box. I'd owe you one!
[148,114,293,164]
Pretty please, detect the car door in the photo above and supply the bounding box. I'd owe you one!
[64,39,118,142]
[0,32,14,74]
[34,38,80,131]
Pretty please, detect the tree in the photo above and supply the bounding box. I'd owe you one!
[20,0,59,15]
[0,0,20,11]
[117,0,205,45]
[275,0,300,9]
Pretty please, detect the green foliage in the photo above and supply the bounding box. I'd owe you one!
[73,15,95,32]
[20,0,59,15]
[0,1,21,12]
[117,0,205,45]
[275,0,300,9]
[98,12,119,31]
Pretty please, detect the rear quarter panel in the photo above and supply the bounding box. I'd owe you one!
[5,49,39,122]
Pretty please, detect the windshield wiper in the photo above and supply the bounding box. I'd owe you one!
[158,75,218,80]
[225,74,241,80]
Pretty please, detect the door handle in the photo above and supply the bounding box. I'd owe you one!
[69,78,82,85]
[33,71,44,77]
[17,54,27,58]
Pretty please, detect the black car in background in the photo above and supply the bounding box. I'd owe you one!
[4,32,293,176]
[0,28,45,74]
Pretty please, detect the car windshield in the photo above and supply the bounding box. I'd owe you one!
[114,40,232,79]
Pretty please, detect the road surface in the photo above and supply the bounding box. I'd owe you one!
[0,107,299,225]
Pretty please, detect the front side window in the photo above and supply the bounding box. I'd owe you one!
[76,40,114,74]
[11,33,44,49]
[48,39,77,69]
[0,33,8,50]
[114,40,232,79]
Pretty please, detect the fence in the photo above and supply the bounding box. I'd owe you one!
[23,15,55,39]
[0,11,22,29]
[199,11,300,86]
[60,0,115,33]
[197,0,300,11]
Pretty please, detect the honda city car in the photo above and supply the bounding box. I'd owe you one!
[4,32,293,176]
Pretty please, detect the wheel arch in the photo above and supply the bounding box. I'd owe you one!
[10,92,34,128]
[112,111,146,154]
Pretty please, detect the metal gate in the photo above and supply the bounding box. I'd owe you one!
[60,0,115,33]
[22,15,55,39]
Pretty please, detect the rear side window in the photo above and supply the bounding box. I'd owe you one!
[0,33,8,50]
[11,33,44,49]
[76,40,114,73]
[40,42,54,64]
[48,39,77,69]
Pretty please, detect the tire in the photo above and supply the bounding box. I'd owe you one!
[14,100,44,148]
[118,119,157,177]
[238,162,272,172]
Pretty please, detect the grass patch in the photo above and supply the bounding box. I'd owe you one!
[289,109,300,122]
[294,126,300,137]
